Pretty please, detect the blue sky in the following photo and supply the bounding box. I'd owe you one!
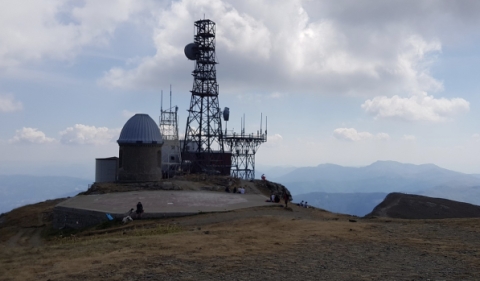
[1,0,479,179]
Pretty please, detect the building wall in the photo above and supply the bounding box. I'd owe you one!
[53,206,109,229]
[95,158,118,182]
[161,139,181,172]
[118,144,163,182]
[53,205,196,229]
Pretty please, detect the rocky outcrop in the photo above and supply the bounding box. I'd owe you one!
[255,180,293,202]
[366,192,480,219]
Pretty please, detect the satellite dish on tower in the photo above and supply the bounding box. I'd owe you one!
[223,107,230,121]
[184,43,199,60]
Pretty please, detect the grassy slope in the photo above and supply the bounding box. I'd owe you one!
[1,182,480,280]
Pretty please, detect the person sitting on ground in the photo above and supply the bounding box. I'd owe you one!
[271,194,275,202]
[136,202,144,219]
[240,186,245,194]
[122,208,134,224]
[274,194,280,203]
[233,186,237,194]
[304,201,308,208]
[261,174,266,181]
[298,200,304,207]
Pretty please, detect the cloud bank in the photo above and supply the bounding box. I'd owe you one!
[361,92,470,122]
[333,128,389,142]
[0,0,153,67]
[9,127,55,144]
[98,0,472,99]
[59,124,120,145]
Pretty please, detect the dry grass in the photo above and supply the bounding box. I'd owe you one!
[2,198,480,280]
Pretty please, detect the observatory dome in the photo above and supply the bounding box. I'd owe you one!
[117,114,163,145]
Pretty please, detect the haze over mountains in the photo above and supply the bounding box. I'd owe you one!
[2,161,480,216]
[0,175,90,214]
[261,161,480,216]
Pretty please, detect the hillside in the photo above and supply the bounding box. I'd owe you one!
[367,192,480,219]
[2,186,480,280]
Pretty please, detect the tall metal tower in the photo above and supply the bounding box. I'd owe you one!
[159,86,181,176]
[182,19,230,174]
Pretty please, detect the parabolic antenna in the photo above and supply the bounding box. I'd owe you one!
[184,43,199,60]
[223,107,230,121]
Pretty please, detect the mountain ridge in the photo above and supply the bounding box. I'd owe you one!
[270,160,480,206]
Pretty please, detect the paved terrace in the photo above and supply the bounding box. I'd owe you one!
[56,190,274,218]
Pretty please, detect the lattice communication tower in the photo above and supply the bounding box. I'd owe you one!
[182,19,230,174]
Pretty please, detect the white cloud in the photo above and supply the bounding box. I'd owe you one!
[333,128,389,142]
[264,133,283,148]
[122,110,137,119]
[1,0,478,99]
[268,133,283,143]
[98,0,454,97]
[361,92,469,122]
[59,124,120,145]
[101,0,271,90]
[9,127,55,144]
[376,133,391,141]
[0,0,153,67]
[402,135,417,141]
[0,94,23,113]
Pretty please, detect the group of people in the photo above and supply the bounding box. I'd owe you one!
[266,192,290,208]
[226,186,246,194]
[267,193,281,203]
[122,201,144,224]
[297,200,308,208]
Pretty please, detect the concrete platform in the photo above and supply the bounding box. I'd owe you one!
[54,190,274,229]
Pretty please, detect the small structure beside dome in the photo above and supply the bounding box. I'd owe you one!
[117,113,164,182]
[95,157,119,182]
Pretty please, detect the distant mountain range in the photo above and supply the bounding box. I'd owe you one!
[261,161,480,215]
[0,175,91,213]
[2,161,480,216]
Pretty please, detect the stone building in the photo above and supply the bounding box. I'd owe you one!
[117,113,164,182]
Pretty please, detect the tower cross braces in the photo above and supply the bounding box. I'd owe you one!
[223,116,267,180]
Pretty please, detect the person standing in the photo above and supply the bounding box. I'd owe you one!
[283,192,289,208]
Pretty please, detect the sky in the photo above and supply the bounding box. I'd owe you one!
[1,0,480,180]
